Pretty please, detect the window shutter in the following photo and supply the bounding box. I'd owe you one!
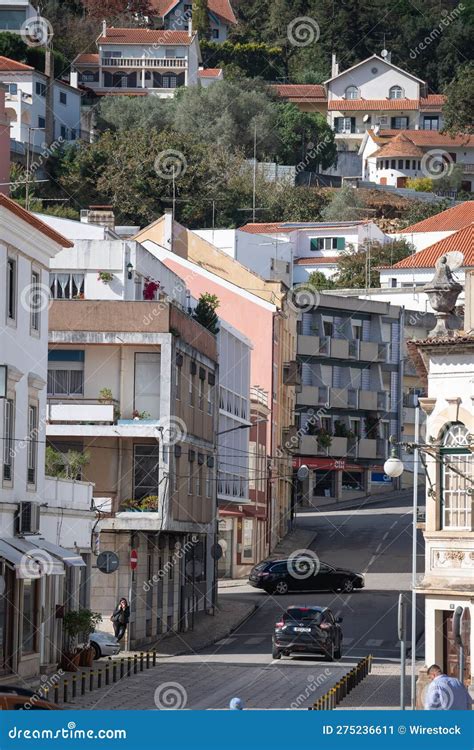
[199,367,206,381]
[188,449,195,463]
[310,238,318,252]
[190,361,197,375]
[174,445,182,458]
[334,117,340,132]
[208,372,215,386]
[336,237,345,250]
[350,117,356,133]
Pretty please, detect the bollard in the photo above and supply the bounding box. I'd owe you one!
[72,674,77,700]
[127,657,132,677]
[98,669,102,689]
[43,687,49,703]
[105,664,110,686]
[53,683,59,704]
[113,661,117,683]
[146,651,150,669]
[63,680,68,704]
[133,655,138,674]
[120,659,124,679]
[89,670,94,692]
[152,650,156,667]
[81,672,86,696]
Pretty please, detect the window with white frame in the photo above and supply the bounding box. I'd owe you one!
[441,423,472,531]
[389,85,403,99]
[6,257,16,322]
[242,518,254,560]
[345,85,359,100]
[49,272,84,299]
[3,398,14,482]
[47,351,84,396]
[27,404,38,486]
[30,269,41,332]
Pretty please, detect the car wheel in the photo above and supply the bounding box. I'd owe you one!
[91,643,101,660]
[272,645,281,660]
[324,643,334,662]
[334,645,342,659]
[341,578,354,593]
[273,580,289,595]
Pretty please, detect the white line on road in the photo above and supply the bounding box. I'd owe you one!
[365,639,383,647]
[245,637,266,645]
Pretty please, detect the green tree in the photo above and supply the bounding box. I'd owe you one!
[334,239,414,289]
[193,0,210,38]
[302,271,336,290]
[275,103,336,170]
[322,185,368,222]
[193,293,220,334]
[199,40,285,81]
[0,31,68,77]
[442,65,474,136]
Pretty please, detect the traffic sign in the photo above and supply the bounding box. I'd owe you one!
[96,551,119,574]
[130,549,138,570]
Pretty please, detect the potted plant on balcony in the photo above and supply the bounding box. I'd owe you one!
[98,387,114,404]
[315,428,332,451]
[120,495,158,512]
[97,271,114,284]
[132,409,151,420]
[143,278,160,300]
[77,610,102,667]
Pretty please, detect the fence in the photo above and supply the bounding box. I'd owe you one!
[308,655,372,710]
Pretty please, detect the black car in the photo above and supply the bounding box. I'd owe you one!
[272,606,343,661]
[248,558,364,595]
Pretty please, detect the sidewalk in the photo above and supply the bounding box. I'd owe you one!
[298,487,422,514]
[335,661,422,710]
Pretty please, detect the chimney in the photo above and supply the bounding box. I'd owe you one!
[81,205,115,230]
[331,53,339,77]
[70,71,78,89]
[102,19,107,37]
[0,85,10,196]
[188,17,193,37]
[164,208,173,249]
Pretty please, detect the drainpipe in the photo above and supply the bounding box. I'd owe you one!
[44,44,54,147]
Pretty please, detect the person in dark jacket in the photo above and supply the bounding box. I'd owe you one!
[111,598,130,641]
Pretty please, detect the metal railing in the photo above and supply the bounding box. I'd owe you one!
[309,655,372,710]
[102,57,187,68]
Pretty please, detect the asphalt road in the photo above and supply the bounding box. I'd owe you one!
[72,491,424,710]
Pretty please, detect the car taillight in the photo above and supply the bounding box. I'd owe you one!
[320,622,331,630]
[258,572,270,577]
[275,621,284,628]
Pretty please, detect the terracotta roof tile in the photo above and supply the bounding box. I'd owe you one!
[373,132,425,159]
[420,94,446,108]
[398,201,474,234]
[294,256,340,265]
[272,84,326,102]
[0,56,34,72]
[391,224,474,269]
[0,195,73,248]
[98,28,194,45]
[198,68,222,78]
[239,223,294,234]
[329,98,420,111]
[74,53,99,65]
[150,0,237,25]
[376,129,474,147]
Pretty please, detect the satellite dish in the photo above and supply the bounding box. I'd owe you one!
[362,114,370,123]
[445,251,464,270]
[381,49,388,58]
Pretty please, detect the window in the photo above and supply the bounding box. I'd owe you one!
[188,466,194,495]
[398,159,403,169]
[206,464,212,497]
[103,50,122,58]
[162,73,177,89]
[198,378,204,411]
[59,91,67,105]
[175,365,181,400]
[441,423,472,530]
[197,466,203,495]
[8,83,17,95]
[345,85,359,100]
[323,319,333,337]
[47,350,84,396]
[60,125,67,139]
[81,71,96,83]
[391,159,396,169]
[189,372,194,406]
[174,455,180,493]
[423,116,439,131]
[389,85,403,99]
[27,405,38,485]
[3,399,14,482]
[30,270,41,332]
[352,321,363,340]
[207,381,213,415]
[22,579,38,653]
[70,129,76,141]
[391,116,409,129]
[242,519,254,560]
[35,81,46,97]
[212,28,219,39]
[133,445,159,500]
[335,116,355,134]
[49,272,84,299]
[38,116,46,129]
[313,237,345,251]
[7,257,16,321]
[405,159,410,169]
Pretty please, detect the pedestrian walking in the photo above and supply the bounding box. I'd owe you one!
[229,697,244,710]
[424,664,472,710]
[111,597,130,642]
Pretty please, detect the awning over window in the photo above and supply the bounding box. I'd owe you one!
[4,538,65,578]
[0,540,42,579]
[29,538,86,568]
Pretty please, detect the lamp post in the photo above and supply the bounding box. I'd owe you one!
[383,402,420,710]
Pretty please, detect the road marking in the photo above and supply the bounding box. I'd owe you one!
[245,637,266,646]
[365,639,383,647]
[342,638,354,645]
[216,637,237,646]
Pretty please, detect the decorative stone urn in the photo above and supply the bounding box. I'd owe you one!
[423,255,463,337]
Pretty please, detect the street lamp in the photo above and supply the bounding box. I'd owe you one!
[383,445,404,479]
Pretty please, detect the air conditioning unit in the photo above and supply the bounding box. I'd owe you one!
[15,502,40,536]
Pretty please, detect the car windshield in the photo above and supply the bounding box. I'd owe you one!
[283,609,323,623]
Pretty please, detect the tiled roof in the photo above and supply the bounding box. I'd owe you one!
[74,53,99,65]
[374,129,474,147]
[373,132,425,158]
[398,201,474,234]
[239,223,295,234]
[240,220,368,234]
[0,56,34,72]
[98,28,194,45]
[294,256,340,265]
[329,98,420,111]
[272,84,327,102]
[391,224,474,268]
[150,0,237,25]
[420,94,446,108]
[198,68,222,78]
[0,195,73,248]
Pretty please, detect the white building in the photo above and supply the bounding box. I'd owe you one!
[361,129,474,191]
[195,220,388,285]
[73,24,205,99]
[150,0,237,43]
[0,194,94,680]
[411,269,474,697]
[0,0,36,32]
[0,56,83,155]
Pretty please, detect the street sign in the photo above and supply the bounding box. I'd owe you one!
[211,543,223,560]
[130,549,138,570]
[96,551,119,574]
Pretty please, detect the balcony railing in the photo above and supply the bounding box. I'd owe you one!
[319,336,330,355]
[347,388,358,408]
[348,340,359,358]
[47,398,118,424]
[102,57,187,68]
[283,361,302,387]
[377,391,388,410]
[44,476,93,511]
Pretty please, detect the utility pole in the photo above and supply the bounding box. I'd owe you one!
[252,122,257,223]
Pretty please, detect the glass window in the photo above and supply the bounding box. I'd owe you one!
[27,405,38,485]
[35,81,46,97]
[7,257,16,321]
[391,116,409,129]
[22,580,37,653]
[242,519,254,560]
[389,85,403,99]
[162,73,177,89]
[59,91,67,105]
[423,116,439,131]
[3,399,14,481]
[133,445,159,500]
[8,83,17,95]
[441,424,472,530]
[345,85,359,100]
[30,270,41,331]
[198,377,204,410]
[49,272,84,300]
[189,373,194,406]
[47,365,84,396]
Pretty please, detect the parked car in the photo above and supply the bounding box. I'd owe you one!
[249,558,364,595]
[90,631,121,659]
[0,686,60,710]
[272,606,343,661]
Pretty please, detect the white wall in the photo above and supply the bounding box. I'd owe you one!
[389,230,457,252]
[328,58,421,101]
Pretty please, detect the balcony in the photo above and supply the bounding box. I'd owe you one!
[47,399,116,424]
[359,341,379,362]
[299,435,348,457]
[358,390,378,411]
[357,438,377,459]
[297,385,329,407]
[283,361,302,387]
[44,476,94,512]
[101,57,187,69]
[377,391,389,411]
